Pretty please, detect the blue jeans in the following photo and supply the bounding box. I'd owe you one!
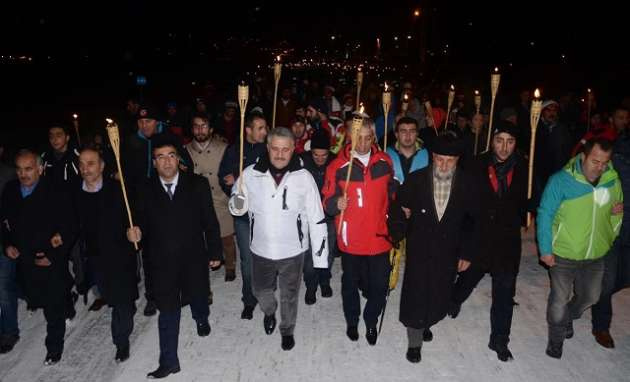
[0,254,19,337]
[547,256,605,344]
[234,216,257,308]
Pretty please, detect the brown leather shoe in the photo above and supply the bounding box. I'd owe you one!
[592,330,615,349]
[88,298,107,312]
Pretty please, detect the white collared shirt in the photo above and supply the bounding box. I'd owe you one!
[159,171,180,195]
[82,178,103,193]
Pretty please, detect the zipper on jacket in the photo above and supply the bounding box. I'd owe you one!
[250,213,255,244]
[585,188,597,259]
[282,186,288,210]
[552,223,563,247]
[297,214,304,248]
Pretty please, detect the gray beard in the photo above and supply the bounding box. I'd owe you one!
[433,166,455,181]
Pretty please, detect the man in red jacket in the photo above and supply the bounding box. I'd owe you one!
[322,117,396,346]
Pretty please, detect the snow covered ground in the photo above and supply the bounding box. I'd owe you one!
[1,232,630,382]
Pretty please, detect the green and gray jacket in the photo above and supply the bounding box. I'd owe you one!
[537,155,623,261]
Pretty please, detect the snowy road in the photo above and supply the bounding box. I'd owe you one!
[1,233,629,382]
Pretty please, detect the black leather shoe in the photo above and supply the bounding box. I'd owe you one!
[366,327,378,345]
[281,335,295,351]
[423,328,433,342]
[144,300,157,317]
[241,305,255,320]
[0,334,19,354]
[406,347,421,363]
[264,314,276,335]
[44,352,62,366]
[488,341,514,362]
[305,289,316,305]
[346,326,359,341]
[320,285,333,298]
[448,302,461,319]
[546,341,563,359]
[197,320,211,337]
[115,345,130,363]
[147,365,181,379]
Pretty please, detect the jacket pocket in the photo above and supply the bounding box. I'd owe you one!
[552,223,563,247]
[297,214,304,248]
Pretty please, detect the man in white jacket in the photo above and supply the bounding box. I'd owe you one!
[229,127,329,351]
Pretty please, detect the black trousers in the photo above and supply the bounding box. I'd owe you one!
[43,296,66,354]
[452,266,517,344]
[111,302,136,348]
[341,252,390,328]
[157,298,208,368]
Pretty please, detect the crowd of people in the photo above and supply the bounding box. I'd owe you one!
[1,76,630,379]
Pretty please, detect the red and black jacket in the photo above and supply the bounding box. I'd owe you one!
[322,144,396,255]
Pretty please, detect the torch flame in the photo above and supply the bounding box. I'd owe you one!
[72,114,78,119]
[403,94,409,101]
[534,88,540,99]
[276,55,281,63]
[474,90,479,95]
[587,88,592,93]
[105,118,114,124]
[494,67,499,73]
[359,103,365,114]
[384,82,388,92]
[450,84,455,91]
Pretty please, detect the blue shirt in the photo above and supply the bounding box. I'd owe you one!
[20,181,39,198]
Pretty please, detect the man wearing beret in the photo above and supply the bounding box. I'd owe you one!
[397,130,480,363]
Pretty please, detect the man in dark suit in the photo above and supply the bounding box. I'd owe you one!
[1,149,77,365]
[73,146,139,363]
[127,135,223,379]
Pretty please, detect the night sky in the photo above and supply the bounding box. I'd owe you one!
[1,1,627,146]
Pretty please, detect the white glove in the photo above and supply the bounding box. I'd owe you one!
[229,193,248,216]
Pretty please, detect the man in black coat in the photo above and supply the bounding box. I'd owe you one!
[449,122,527,362]
[41,125,81,321]
[127,135,223,379]
[1,149,77,365]
[300,128,336,304]
[122,103,193,317]
[397,131,479,363]
[73,146,139,363]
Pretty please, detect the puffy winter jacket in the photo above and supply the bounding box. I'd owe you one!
[230,154,329,268]
[322,144,396,255]
[537,155,623,261]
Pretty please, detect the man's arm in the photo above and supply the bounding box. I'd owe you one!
[536,173,565,260]
[322,161,342,216]
[305,173,329,269]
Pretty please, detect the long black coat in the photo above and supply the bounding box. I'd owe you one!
[473,152,527,275]
[398,165,479,329]
[135,172,223,312]
[1,178,77,307]
[73,179,139,306]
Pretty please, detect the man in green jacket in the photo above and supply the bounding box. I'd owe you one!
[537,137,623,359]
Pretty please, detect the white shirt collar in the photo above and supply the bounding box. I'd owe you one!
[82,178,103,193]
[159,171,180,194]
